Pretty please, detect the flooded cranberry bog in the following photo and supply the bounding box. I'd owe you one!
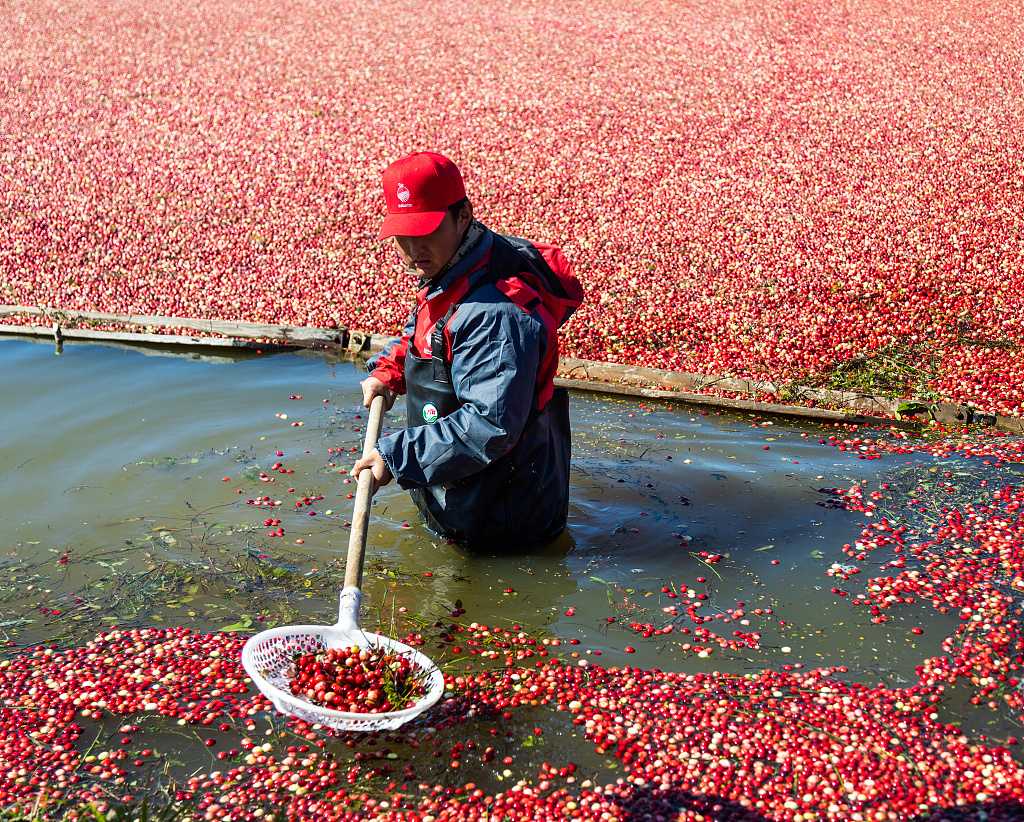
[4,338,1024,820]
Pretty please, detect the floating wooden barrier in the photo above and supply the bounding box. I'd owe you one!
[0,323,294,351]
[0,305,344,347]
[2,304,1017,432]
[552,377,924,429]
[557,358,895,415]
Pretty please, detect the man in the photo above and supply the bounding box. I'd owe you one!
[350,151,584,550]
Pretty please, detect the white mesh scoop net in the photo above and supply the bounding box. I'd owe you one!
[241,396,444,732]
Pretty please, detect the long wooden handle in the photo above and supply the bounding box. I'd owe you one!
[344,394,386,590]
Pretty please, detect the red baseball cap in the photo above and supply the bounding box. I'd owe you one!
[377,152,467,240]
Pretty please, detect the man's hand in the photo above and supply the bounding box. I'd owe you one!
[350,448,394,496]
[360,377,398,412]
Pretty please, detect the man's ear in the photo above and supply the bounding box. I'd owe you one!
[458,201,474,230]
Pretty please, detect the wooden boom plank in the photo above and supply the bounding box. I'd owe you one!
[0,324,293,350]
[0,305,344,345]
[2,307,1011,431]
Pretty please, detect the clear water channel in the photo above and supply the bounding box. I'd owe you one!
[0,336,992,785]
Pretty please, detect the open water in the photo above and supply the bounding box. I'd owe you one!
[0,335,982,780]
[0,336,957,677]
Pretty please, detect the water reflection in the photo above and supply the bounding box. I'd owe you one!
[0,337,940,690]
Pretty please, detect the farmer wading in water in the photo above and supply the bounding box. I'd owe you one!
[351,151,584,550]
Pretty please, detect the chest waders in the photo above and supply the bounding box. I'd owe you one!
[403,279,572,550]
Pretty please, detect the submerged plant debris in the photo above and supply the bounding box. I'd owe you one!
[8,344,1024,819]
[0,425,1021,820]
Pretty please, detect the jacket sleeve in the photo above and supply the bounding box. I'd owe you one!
[376,291,544,488]
[366,307,417,394]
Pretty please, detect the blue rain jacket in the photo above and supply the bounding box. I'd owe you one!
[367,225,584,549]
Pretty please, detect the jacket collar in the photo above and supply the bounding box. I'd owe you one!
[420,222,494,298]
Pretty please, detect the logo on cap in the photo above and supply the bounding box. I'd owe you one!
[397,183,412,207]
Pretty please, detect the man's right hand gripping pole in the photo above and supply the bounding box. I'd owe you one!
[360,376,397,413]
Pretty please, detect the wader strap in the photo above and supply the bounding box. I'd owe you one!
[431,303,458,384]
[428,273,541,385]
[429,271,503,384]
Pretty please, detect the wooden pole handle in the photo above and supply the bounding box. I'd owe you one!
[344,394,386,591]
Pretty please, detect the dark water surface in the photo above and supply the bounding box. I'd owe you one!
[1,336,987,784]
[0,337,952,678]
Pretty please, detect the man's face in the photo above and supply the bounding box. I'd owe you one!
[393,206,471,281]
